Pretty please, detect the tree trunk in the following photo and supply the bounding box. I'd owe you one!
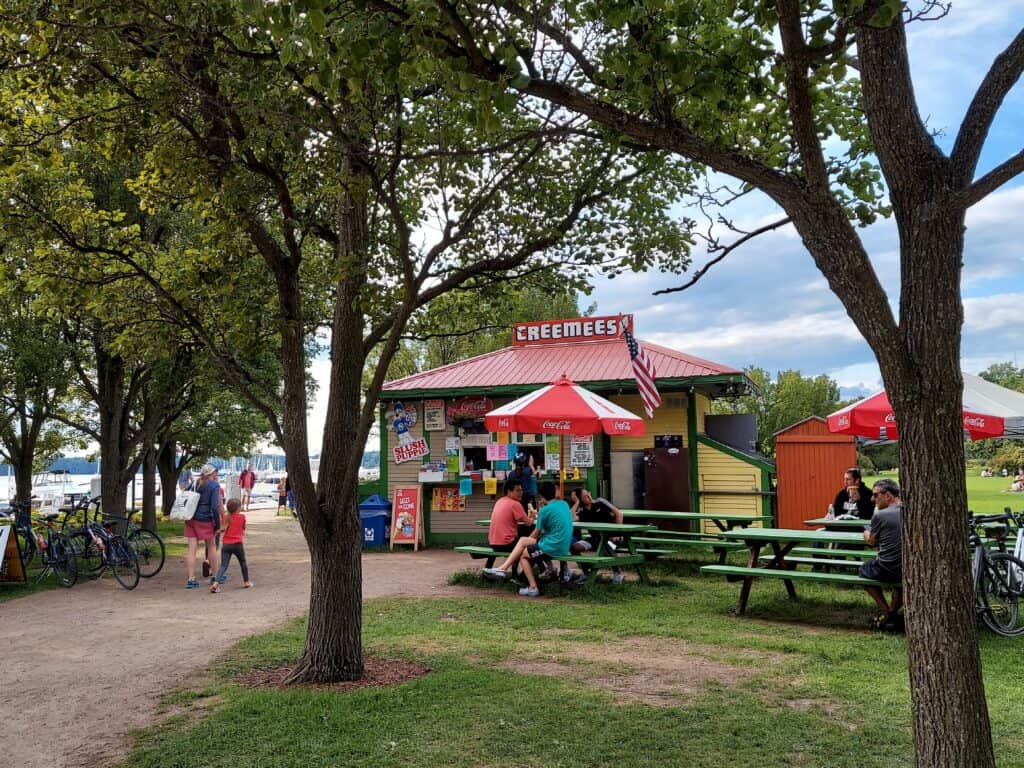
[95,347,134,520]
[141,446,157,529]
[285,140,369,683]
[13,447,33,505]
[156,436,179,516]
[882,212,995,767]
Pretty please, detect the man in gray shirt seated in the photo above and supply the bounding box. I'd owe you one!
[860,478,903,630]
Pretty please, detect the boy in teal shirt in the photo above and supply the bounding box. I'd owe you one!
[483,481,573,596]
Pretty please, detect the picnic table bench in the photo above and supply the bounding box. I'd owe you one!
[701,528,897,614]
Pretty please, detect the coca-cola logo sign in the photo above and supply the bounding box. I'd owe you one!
[964,415,986,428]
[837,414,850,427]
[542,420,572,430]
[613,421,632,431]
[447,396,493,422]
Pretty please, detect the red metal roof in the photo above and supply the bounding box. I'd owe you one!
[382,338,742,394]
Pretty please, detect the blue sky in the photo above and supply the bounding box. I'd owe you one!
[586,2,1024,399]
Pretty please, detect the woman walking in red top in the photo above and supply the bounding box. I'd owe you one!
[214,498,253,589]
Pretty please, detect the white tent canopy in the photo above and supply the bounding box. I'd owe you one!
[962,373,1024,437]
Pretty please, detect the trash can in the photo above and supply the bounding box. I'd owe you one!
[358,495,392,549]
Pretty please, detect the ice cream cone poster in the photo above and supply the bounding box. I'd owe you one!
[391,486,422,550]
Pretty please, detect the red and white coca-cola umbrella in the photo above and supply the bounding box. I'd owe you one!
[827,373,1024,441]
[485,375,646,495]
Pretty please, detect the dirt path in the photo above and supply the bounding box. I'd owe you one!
[0,507,472,768]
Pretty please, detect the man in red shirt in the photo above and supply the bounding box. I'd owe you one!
[487,478,535,552]
[238,462,256,512]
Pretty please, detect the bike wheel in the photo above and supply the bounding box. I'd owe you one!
[107,538,140,590]
[15,527,37,572]
[127,528,165,578]
[980,552,1024,636]
[50,534,78,588]
[67,530,105,578]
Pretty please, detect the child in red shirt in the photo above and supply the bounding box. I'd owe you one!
[213,498,253,590]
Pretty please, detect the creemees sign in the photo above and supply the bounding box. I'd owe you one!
[512,314,633,346]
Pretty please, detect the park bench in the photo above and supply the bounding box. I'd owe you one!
[786,546,873,559]
[633,532,746,563]
[701,563,900,614]
[756,555,863,570]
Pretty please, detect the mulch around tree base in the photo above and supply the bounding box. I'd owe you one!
[236,656,430,692]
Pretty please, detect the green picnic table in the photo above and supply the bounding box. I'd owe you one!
[704,528,878,614]
[621,510,772,532]
[803,516,871,531]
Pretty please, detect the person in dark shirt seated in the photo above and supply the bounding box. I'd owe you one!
[860,478,903,630]
[833,467,875,519]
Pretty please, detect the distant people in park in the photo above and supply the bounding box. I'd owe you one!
[286,473,295,517]
[569,487,625,585]
[509,451,537,510]
[1012,469,1024,492]
[981,467,994,478]
[185,464,222,591]
[1001,467,1009,477]
[860,478,904,630]
[833,467,875,519]
[277,474,288,515]
[238,462,256,512]
[483,481,573,597]
[487,478,534,552]
[214,498,253,589]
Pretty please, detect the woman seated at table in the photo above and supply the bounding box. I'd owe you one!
[568,487,625,585]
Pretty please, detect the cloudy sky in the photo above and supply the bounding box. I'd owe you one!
[587,2,1024,399]
[309,3,1024,454]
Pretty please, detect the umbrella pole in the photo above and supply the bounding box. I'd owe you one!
[559,434,565,500]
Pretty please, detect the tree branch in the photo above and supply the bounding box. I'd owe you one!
[958,148,1024,208]
[653,216,793,295]
[950,28,1024,190]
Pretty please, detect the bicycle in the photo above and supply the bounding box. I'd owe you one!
[27,510,78,587]
[63,496,140,590]
[970,512,1024,636]
[97,508,165,578]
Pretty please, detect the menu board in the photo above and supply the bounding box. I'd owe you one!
[0,525,27,582]
[391,487,423,550]
[545,435,561,470]
[570,435,594,467]
[423,399,446,431]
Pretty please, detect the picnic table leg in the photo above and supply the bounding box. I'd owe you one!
[769,542,799,601]
[737,543,762,614]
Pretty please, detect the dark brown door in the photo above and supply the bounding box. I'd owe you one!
[643,447,691,531]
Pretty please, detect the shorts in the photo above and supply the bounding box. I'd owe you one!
[526,543,553,571]
[859,558,901,584]
[489,541,516,552]
[240,488,252,499]
[185,519,217,541]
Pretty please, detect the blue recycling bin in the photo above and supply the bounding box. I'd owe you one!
[359,495,392,549]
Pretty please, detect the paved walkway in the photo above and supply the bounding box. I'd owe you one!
[0,507,470,768]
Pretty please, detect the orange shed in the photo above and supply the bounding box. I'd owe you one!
[774,416,857,529]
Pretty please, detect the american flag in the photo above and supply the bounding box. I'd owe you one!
[624,327,661,418]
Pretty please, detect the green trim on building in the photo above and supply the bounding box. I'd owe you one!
[696,435,774,473]
[428,531,489,546]
[379,374,754,402]
[688,395,700,514]
[760,466,774,520]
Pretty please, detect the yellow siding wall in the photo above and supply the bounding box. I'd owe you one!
[697,440,764,533]
[695,393,711,434]
[609,394,689,451]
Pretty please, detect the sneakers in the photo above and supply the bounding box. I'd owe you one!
[611,571,625,585]
[185,579,199,589]
[518,587,540,597]
[244,581,254,588]
[482,567,507,580]
[210,582,222,594]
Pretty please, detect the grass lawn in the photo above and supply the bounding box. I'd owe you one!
[872,469,1024,514]
[124,559,1024,768]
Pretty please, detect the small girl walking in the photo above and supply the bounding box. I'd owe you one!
[214,498,253,590]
